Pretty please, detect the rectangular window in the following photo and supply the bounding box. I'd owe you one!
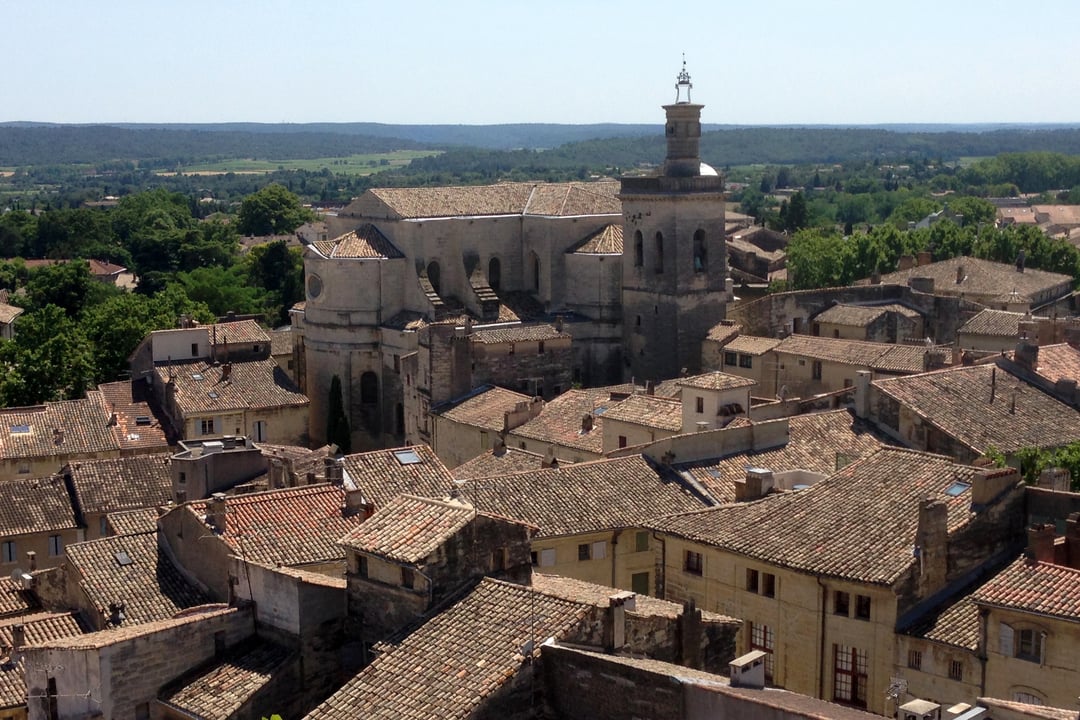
[48,535,63,557]
[538,341,545,355]
[17,462,30,475]
[695,396,704,413]
[631,572,649,596]
[746,568,759,593]
[191,343,199,357]
[539,548,556,567]
[834,591,850,616]
[812,360,823,380]
[907,648,922,670]
[490,548,506,571]
[762,573,776,598]
[618,435,627,448]
[738,354,753,369]
[855,594,871,620]
[357,555,368,578]
[578,543,591,561]
[1016,628,1043,662]
[750,622,775,681]
[833,644,868,708]
[684,550,703,575]
[530,551,538,566]
[401,567,415,589]
[590,541,607,560]
[200,418,215,435]
[1,541,15,564]
[948,659,963,681]
[635,531,649,553]
[724,351,737,366]
[99,517,108,537]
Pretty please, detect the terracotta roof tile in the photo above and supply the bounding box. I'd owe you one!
[0,395,120,461]
[678,371,757,392]
[0,303,23,325]
[530,574,737,623]
[775,335,934,374]
[600,394,683,432]
[159,638,293,720]
[959,309,1035,337]
[972,556,1080,621]
[874,363,1080,454]
[977,697,1077,720]
[65,454,172,515]
[312,223,404,259]
[0,612,84,709]
[1027,342,1080,384]
[268,328,293,356]
[340,445,456,508]
[195,485,364,566]
[706,322,742,343]
[0,578,36,618]
[649,448,986,585]
[470,323,570,345]
[458,455,714,538]
[65,531,212,626]
[431,385,533,432]
[813,303,921,327]
[873,256,1072,303]
[0,476,77,537]
[678,411,885,502]
[95,381,169,452]
[508,389,613,455]
[338,495,483,563]
[303,578,590,720]
[155,358,308,415]
[451,447,547,481]
[207,319,271,347]
[723,335,782,355]
[34,606,238,650]
[568,224,623,254]
[105,507,161,536]
[365,181,619,220]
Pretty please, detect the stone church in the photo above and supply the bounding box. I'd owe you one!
[296,64,730,449]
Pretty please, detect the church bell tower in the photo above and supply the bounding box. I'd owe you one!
[620,59,728,383]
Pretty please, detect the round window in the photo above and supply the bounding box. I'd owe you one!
[307,274,323,299]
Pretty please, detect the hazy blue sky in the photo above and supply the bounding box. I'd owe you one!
[8,0,1079,125]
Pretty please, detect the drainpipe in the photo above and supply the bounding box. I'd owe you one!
[651,531,667,599]
[817,576,828,700]
[611,529,621,588]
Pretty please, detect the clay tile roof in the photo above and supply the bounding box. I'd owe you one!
[469,323,570,345]
[303,578,590,720]
[873,256,1072,302]
[0,578,36,618]
[155,358,308,415]
[313,223,404,259]
[959,309,1034,337]
[0,612,84,709]
[568,224,623,254]
[873,363,1080,454]
[0,476,77,537]
[678,371,756,391]
[678,411,885,502]
[525,182,622,216]
[33,606,238,650]
[814,303,920,327]
[195,485,364,566]
[339,494,482,563]
[0,303,22,325]
[95,381,169,452]
[159,638,294,720]
[451,447,547,481]
[268,328,293,356]
[361,181,621,220]
[508,388,614,454]
[600,394,683,432]
[1026,342,1080,384]
[530,574,737,623]
[972,556,1080,621]
[458,455,713,538]
[0,395,119,461]
[649,448,983,585]
[775,334,932,374]
[723,335,782,355]
[431,385,533,432]
[208,319,271,347]
[65,531,212,626]
[706,322,742,343]
[340,445,456,508]
[106,507,161,536]
[65,454,172,516]
[977,697,1077,720]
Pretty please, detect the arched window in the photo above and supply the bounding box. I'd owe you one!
[426,261,441,295]
[693,229,707,272]
[360,371,378,405]
[488,257,501,292]
[529,251,541,292]
[633,230,643,267]
[654,232,664,274]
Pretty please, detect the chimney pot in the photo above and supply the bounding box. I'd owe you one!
[10,624,25,649]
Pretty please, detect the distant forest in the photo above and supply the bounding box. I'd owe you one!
[6,122,1080,169]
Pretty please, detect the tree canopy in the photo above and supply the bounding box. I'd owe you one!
[237,184,313,236]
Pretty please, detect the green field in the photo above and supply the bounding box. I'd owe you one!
[163,150,441,176]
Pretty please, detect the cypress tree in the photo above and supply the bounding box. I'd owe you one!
[327,374,351,454]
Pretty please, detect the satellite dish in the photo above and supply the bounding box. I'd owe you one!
[9,568,24,584]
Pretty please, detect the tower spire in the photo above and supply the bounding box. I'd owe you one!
[675,54,692,104]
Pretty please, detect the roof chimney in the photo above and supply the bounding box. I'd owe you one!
[734,467,774,501]
[645,380,655,396]
[971,467,1020,509]
[10,624,25,649]
[580,413,594,433]
[1026,523,1057,563]
[898,255,915,271]
[492,433,507,456]
[1014,340,1039,371]
[207,493,228,534]
[220,362,232,383]
[1065,513,1080,570]
[917,251,932,267]
[25,551,36,572]
[915,497,949,591]
[542,446,559,469]
[342,489,372,519]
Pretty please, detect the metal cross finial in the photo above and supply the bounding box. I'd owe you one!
[675,55,692,103]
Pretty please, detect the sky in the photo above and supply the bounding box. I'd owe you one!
[7,0,1080,126]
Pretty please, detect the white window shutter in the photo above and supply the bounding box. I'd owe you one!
[999,623,1014,657]
[591,541,606,560]
[539,548,556,567]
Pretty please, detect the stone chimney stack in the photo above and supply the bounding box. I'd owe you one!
[1026,523,1057,564]
[956,264,965,284]
[10,624,25,650]
[915,497,949,592]
[1066,513,1080,570]
[917,251,932,267]
[1014,340,1039,371]
[971,467,1020,509]
[207,493,228,534]
[734,467,774,502]
[898,255,915,271]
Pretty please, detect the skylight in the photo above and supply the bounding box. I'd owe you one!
[114,550,133,566]
[208,391,219,399]
[135,416,152,426]
[945,481,971,497]
[9,424,30,435]
[393,449,422,465]
[191,373,204,381]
